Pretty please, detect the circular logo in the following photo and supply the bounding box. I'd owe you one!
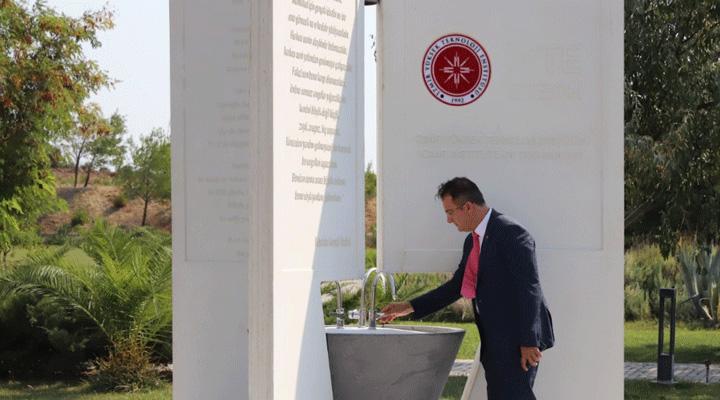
[422,34,491,106]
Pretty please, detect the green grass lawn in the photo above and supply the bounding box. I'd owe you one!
[625,321,720,363]
[0,381,171,400]
[441,376,466,399]
[0,378,461,400]
[443,378,720,399]
[625,380,720,399]
[3,379,717,400]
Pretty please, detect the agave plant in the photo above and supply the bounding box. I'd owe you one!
[677,241,720,326]
[0,220,172,357]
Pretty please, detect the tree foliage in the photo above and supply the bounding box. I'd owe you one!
[63,103,112,187]
[625,0,720,254]
[118,129,170,226]
[0,0,113,254]
[0,182,63,265]
[365,162,376,200]
[83,111,125,187]
[64,105,126,188]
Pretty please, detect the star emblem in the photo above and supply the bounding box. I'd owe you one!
[440,52,475,89]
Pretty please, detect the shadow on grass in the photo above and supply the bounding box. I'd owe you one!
[626,343,720,363]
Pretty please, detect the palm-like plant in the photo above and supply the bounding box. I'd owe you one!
[677,241,720,326]
[0,221,172,358]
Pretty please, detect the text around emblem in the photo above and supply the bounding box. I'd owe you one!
[422,34,491,106]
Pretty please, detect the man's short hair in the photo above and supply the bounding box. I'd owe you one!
[436,177,485,206]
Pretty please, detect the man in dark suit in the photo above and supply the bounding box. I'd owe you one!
[380,177,554,400]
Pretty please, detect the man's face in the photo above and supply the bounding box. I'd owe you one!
[441,195,471,232]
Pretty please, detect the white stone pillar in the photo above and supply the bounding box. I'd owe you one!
[377,1,623,399]
[170,1,365,398]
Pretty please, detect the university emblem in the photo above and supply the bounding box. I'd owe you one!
[422,34,491,106]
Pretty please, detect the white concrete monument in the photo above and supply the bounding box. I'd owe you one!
[170,0,365,398]
[377,1,623,399]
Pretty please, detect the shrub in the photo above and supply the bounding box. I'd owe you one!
[624,244,696,321]
[0,221,172,382]
[0,248,105,378]
[677,241,720,326]
[86,338,163,392]
[112,194,127,208]
[365,248,376,270]
[70,209,90,226]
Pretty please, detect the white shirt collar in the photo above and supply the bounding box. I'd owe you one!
[474,208,492,239]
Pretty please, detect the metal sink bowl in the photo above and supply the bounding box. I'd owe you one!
[325,325,465,400]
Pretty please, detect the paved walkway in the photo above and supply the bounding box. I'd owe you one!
[450,360,720,383]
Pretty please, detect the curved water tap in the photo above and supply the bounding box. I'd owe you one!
[368,272,396,329]
[358,267,378,327]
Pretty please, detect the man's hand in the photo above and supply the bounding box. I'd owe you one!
[378,302,414,324]
[520,346,542,372]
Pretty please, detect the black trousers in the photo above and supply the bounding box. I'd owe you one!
[481,351,538,400]
[473,300,538,400]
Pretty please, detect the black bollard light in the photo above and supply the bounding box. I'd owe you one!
[705,360,711,384]
[657,288,676,384]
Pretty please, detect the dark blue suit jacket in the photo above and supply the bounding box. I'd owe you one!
[410,210,554,352]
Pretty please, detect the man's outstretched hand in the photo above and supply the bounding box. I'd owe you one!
[378,302,414,324]
[520,346,542,372]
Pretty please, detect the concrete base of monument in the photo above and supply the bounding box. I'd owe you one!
[325,325,465,400]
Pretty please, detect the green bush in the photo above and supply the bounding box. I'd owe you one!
[112,194,128,208]
[86,338,163,392]
[70,209,90,227]
[0,249,106,378]
[677,241,720,326]
[365,248,376,270]
[624,244,695,321]
[0,221,172,382]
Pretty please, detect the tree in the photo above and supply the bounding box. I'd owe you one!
[64,103,112,187]
[83,111,126,187]
[624,0,720,254]
[118,129,170,226]
[365,162,376,200]
[0,1,113,255]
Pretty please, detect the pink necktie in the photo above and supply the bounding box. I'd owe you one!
[461,232,480,299]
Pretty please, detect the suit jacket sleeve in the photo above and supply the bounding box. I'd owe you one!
[409,234,473,320]
[500,225,546,348]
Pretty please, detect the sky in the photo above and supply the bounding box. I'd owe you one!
[45,1,378,170]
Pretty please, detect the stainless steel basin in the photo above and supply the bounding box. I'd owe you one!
[325,325,465,400]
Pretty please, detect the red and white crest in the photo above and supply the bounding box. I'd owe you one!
[422,34,491,106]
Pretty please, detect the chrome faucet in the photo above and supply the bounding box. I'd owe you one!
[332,281,344,328]
[368,271,396,329]
[356,267,378,327]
